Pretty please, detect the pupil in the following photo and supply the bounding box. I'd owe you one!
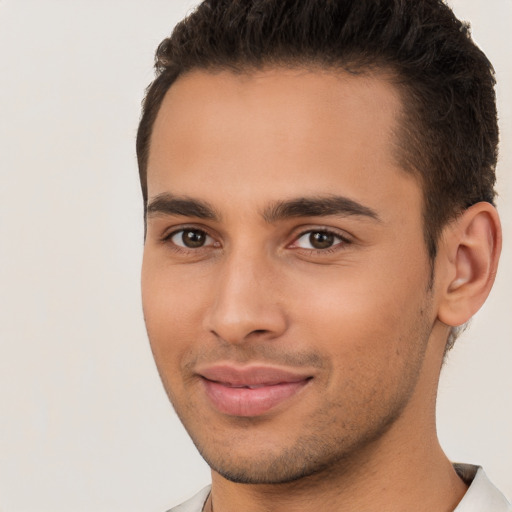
[183,230,205,248]
[310,232,334,249]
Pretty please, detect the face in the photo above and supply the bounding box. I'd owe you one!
[142,68,438,484]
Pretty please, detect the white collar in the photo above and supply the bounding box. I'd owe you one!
[453,464,511,511]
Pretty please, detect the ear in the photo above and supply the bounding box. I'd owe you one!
[436,202,502,328]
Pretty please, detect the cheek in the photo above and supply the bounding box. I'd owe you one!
[141,256,211,368]
[290,273,431,424]
[286,253,430,365]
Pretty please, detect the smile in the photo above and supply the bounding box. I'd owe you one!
[198,365,313,417]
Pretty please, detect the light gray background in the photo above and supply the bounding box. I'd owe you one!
[0,1,510,511]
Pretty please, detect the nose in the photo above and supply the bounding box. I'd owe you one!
[203,249,288,344]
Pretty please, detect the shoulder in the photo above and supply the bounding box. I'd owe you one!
[454,464,511,512]
[166,486,211,512]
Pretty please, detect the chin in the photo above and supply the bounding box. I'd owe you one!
[193,428,381,485]
[205,451,333,485]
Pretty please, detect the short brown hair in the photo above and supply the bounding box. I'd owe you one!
[137,0,498,262]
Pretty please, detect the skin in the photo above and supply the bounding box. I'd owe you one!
[141,68,500,511]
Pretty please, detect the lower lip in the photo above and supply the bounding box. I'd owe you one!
[201,379,310,417]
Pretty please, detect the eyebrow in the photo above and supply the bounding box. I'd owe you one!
[146,193,220,220]
[262,195,381,223]
[146,193,380,224]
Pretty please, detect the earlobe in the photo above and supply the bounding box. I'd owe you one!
[437,202,502,328]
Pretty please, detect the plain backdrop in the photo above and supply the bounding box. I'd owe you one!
[0,1,510,511]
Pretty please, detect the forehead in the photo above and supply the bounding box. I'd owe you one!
[147,67,417,213]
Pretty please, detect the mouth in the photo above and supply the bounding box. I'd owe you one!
[197,365,313,417]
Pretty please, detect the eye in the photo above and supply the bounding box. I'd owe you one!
[169,228,214,249]
[293,230,348,250]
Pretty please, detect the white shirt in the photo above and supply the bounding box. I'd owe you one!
[168,464,511,512]
[453,464,511,512]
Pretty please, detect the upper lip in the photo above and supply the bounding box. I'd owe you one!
[197,364,313,387]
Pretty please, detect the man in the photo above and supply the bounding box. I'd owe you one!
[137,1,510,510]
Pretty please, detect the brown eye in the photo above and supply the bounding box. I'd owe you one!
[293,230,347,251]
[171,229,211,248]
[309,231,335,249]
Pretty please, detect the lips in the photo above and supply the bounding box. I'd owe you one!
[198,365,312,417]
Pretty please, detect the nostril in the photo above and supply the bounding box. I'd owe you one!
[205,298,288,345]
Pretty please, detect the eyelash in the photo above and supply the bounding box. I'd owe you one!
[161,226,217,254]
[161,226,352,255]
[290,228,352,254]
